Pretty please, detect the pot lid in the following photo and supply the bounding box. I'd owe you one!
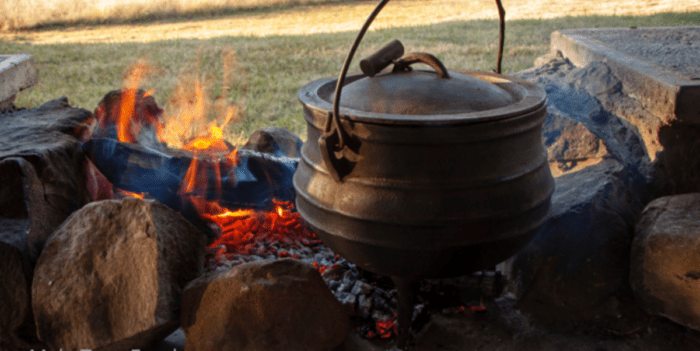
[339,68,517,115]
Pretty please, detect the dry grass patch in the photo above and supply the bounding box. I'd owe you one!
[2,0,700,44]
[0,0,336,31]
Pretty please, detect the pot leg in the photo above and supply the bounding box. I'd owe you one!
[391,276,418,350]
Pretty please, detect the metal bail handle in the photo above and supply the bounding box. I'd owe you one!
[320,0,392,182]
[320,0,506,182]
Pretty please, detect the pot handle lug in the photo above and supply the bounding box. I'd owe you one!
[392,52,450,79]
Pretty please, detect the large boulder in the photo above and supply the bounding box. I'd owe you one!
[498,58,655,321]
[0,156,57,349]
[32,197,208,351]
[0,96,92,349]
[0,98,92,235]
[499,158,646,320]
[630,193,700,331]
[181,258,349,351]
[0,242,32,350]
[516,58,652,180]
[528,51,700,196]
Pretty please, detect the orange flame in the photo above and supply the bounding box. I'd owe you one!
[118,189,145,199]
[117,59,151,143]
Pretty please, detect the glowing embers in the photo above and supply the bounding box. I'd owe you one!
[359,312,398,339]
[205,200,314,255]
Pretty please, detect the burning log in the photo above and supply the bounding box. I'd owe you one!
[84,87,299,245]
[82,137,298,241]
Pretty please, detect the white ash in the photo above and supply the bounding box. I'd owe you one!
[358,294,373,319]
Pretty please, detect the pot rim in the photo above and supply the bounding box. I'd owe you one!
[299,69,547,126]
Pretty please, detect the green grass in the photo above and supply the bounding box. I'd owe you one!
[2,11,699,140]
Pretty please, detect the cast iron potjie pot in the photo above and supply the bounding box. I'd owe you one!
[294,58,553,278]
[292,1,553,348]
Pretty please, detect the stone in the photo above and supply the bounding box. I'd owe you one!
[0,94,15,112]
[0,54,37,104]
[0,97,90,349]
[153,328,186,351]
[0,156,58,263]
[498,158,648,320]
[542,111,609,176]
[181,258,349,351]
[516,59,651,179]
[655,124,700,195]
[32,197,208,351]
[549,27,700,196]
[630,193,700,331]
[0,97,92,245]
[551,27,700,123]
[0,157,56,348]
[0,243,33,350]
[241,126,303,159]
[563,60,623,97]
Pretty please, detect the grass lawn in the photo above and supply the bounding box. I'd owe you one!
[1,11,699,140]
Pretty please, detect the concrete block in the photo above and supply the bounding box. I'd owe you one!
[0,54,37,106]
[551,27,700,124]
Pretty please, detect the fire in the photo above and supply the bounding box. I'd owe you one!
[204,199,316,255]
[376,314,398,339]
[114,59,160,144]
[358,312,398,339]
[119,189,146,199]
[107,52,314,259]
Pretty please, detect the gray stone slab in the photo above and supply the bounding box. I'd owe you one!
[551,26,700,124]
[0,54,37,104]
